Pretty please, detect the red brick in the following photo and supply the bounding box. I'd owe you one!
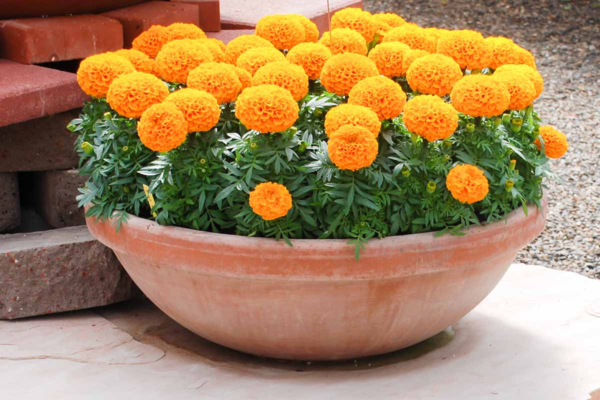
[33,170,87,229]
[0,110,80,173]
[0,173,20,233]
[102,1,200,47]
[0,226,139,320]
[171,0,221,32]
[207,29,255,43]
[0,15,123,64]
[0,60,87,127]
[0,0,149,19]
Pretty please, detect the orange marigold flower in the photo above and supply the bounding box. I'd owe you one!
[107,72,169,119]
[446,164,489,204]
[165,23,207,42]
[233,66,252,90]
[401,49,430,75]
[193,39,226,62]
[77,53,135,98]
[325,104,381,138]
[286,42,332,80]
[156,39,213,83]
[372,18,392,43]
[132,25,168,58]
[206,38,226,53]
[164,88,221,133]
[368,42,410,77]
[249,182,293,221]
[235,84,299,133]
[319,28,367,56]
[406,54,462,96]
[485,37,536,70]
[289,14,320,43]
[236,47,287,76]
[320,53,379,96]
[328,125,379,171]
[252,62,309,101]
[450,75,510,117]
[187,62,242,104]
[256,14,305,50]
[382,24,437,52]
[402,95,458,141]
[348,76,407,121]
[331,7,377,42]
[114,49,153,73]
[495,64,543,99]
[372,13,407,28]
[436,30,492,70]
[224,35,274,65]
[492,71,536,110]
[137,103,188,152]
[534,126,568,159]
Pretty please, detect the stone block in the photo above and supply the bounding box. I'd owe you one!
[171,0,221,32]
[0,226,138,320]
[0,15,123,64]
[102,1,200,47]
[0,110,80,172]
[33,170,87,229]
[0,59,88,128]
[0,173,20,233]
[0,0,149,19]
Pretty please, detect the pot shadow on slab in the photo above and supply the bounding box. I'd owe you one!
[96,298,455,372]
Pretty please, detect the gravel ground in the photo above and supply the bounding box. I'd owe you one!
[364,0,600,277]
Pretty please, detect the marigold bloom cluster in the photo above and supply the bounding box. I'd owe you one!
[114,49,156,75]
[252,62,309,101]
[348,76,406,121]
[77,53,135,98]
[330,7,377,42]
[320,53,379,96]
[132,25,168,58]
[187,62,242,104]
[286,43,332,80]
[236,47,287,76]
[372,19,392,43]
[137,103,188,152]
[368,42,410,77]
[256,14,305,50]
[319,28,368,56]
[290,15,320,43]
[225,35,274,65]
[492,71,536,110]
[436,30,492,70]
[324,104,381,138]
[402,95,458,142]
[194,39,226,63]
[382,25,437,52]
[372,13,406,28]
[233,66,253,90]
[495,64,543,98]
[535,126,568,159]
[164,88,221,133]
[156,39,213,83]
[165,23,207,42]
[406,54,462,96]
[107,72,169,118]
[450,75,510,117]
[485,37,536,70]
[328,125,379,171]
[249,182,293,221]
[235,85,299,133]
[446,164,490,204]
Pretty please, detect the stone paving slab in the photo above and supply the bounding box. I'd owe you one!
[0,264,599,399]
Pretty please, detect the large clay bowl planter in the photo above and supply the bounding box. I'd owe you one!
[87,201,546,360]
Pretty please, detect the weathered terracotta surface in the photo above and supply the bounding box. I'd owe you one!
[87,200,546,360]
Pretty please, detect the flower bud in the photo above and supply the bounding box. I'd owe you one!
[510,118,523,133]
[103,112,113,120]
[524,105,533,121]
[505,179,514,192]
[122,146,129,152]
[200,158,207,165]
[494,117,502,128]
[123,186,130,193]
[509,159,517,170]
[298,141,308,153]
[250,142,258,150]
[466,123,475,133]
[426,181,437,193]
[313,109,323,118]
[443,140,452,149]
[289,126,298,134]
[502,113,511,126]
[444,155,451,162]
[401,166,410,178]
[81,141,94,155]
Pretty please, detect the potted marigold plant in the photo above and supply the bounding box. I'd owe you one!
[71,10,568,360]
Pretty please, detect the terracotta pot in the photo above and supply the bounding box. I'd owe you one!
[87,200,546,360]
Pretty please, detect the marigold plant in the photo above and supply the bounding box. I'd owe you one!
[324,104,381,138]
[107,72,169,118]
[252,62,309,101]
[163,88,221,133]
[406,54,462,96]
[348,76,406,120]
[72,14,566,256]
[187,62,242,104]
[403,95,458,141]
[249,182,293,221]
[320,53,379,96]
